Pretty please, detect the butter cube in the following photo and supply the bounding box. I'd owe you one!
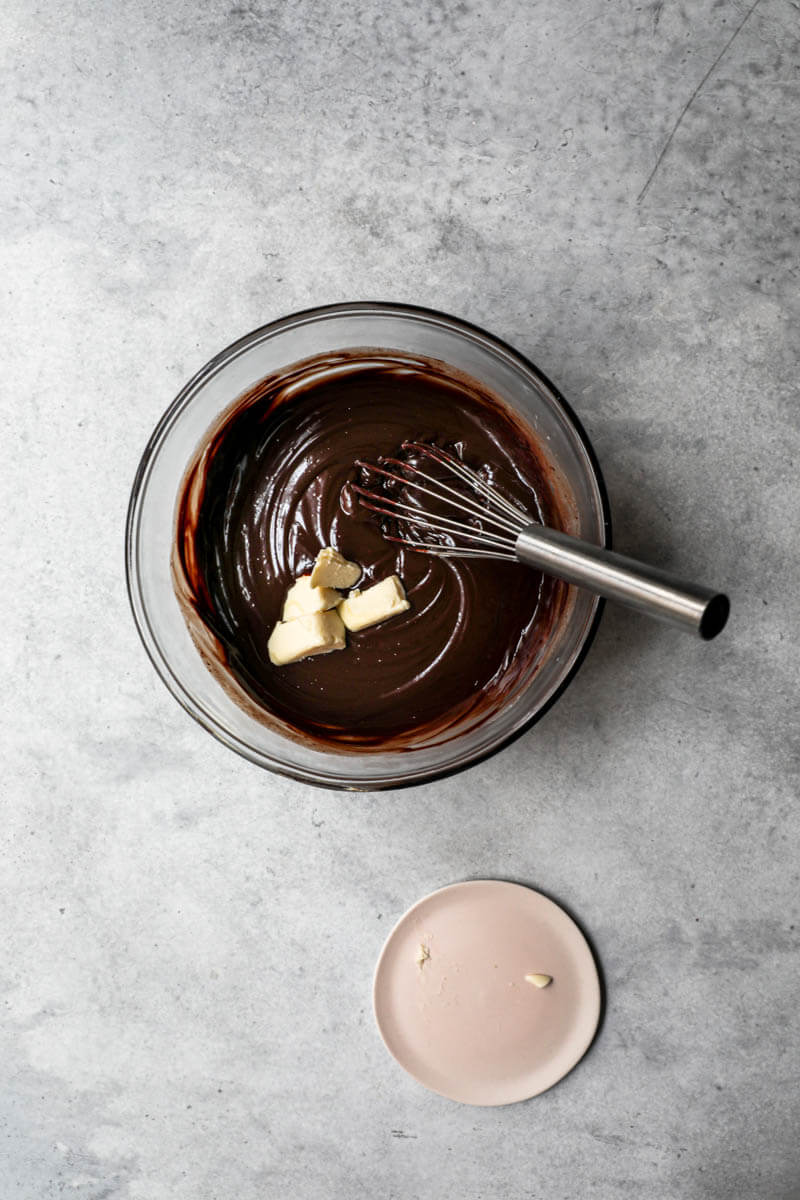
[310,546,362,590]
[337,574,410,633]
[282,574,340,621]
[267,610,346,666]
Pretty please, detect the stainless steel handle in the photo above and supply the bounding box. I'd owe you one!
[515,525,729,639]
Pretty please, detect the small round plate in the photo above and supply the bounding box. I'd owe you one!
[373,880,601,1106]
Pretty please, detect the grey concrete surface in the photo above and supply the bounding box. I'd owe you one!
[2,0,799,1197]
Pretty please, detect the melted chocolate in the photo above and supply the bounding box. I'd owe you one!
[173,351,569,750]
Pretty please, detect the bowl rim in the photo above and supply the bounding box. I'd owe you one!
[125,300,612,790]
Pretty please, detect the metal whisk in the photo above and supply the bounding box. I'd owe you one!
[353,442,729,640]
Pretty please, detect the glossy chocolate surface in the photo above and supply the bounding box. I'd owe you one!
[173,351,569,749]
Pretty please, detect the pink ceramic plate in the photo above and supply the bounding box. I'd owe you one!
[373,880,601,1105]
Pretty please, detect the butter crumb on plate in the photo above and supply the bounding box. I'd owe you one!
[524,973,553,988]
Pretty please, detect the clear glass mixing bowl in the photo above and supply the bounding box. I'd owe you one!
[126,303,610,790]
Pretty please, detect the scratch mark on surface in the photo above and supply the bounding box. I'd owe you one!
[589,1131,629,1146]
[565,13,605,40]
[391,1129,418,1139]
[637,0,763,203]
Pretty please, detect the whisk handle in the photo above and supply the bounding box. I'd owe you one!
[515,526,729,639]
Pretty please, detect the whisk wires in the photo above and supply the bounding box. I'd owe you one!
[351,442,532,561]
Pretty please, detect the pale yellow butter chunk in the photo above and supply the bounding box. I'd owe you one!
[267,610,346,666]
[524,973,553,989]
[282,574,340,621]
[337,574,410,633]
[309,546,362,590]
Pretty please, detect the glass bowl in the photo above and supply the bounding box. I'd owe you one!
[125,302,610,790]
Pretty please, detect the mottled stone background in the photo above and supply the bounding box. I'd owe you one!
[2,0,799,1197]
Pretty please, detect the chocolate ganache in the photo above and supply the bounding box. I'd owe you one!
[173,350,570,750]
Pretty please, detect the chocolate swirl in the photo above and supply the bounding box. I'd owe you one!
[173,350,569,750]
